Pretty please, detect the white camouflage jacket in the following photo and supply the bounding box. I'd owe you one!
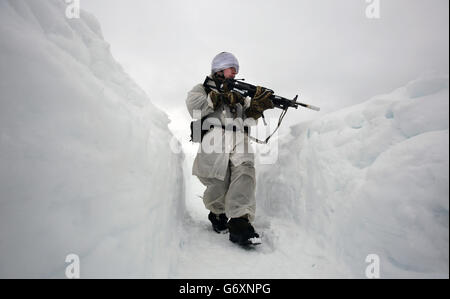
[186,76,256,181]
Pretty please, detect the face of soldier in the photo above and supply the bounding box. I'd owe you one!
[222,67,237,79]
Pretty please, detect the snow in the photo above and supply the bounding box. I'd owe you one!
[1,0,448,279]
[253,73,449,278]
[0,0,184,278]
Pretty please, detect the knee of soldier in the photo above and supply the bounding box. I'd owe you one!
[198,176,226,188]
[205,178,230,194]
[240,161,255,168]
[233,161,255,178]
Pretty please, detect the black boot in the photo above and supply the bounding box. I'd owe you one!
[227,216,261,246]
[208,212,229,234]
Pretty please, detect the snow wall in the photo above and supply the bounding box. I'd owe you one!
[0,0,185,278]
[256,74,449,278]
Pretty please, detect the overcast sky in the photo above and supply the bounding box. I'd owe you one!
[82,0,449,139]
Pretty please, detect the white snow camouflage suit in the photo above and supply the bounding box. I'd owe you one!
[186,76,257,222]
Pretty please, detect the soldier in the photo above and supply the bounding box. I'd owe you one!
[186,52,274,246]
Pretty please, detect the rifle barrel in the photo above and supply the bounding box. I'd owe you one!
[297,102,320,111]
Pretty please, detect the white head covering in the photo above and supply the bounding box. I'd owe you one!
[211,52,239,74]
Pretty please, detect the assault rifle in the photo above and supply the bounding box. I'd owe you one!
[195,77,321,144]
[203,77,320,112]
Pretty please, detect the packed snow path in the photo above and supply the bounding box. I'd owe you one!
[173,204,348,278]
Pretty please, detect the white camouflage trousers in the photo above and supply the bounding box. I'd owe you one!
[197,159,256,223]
